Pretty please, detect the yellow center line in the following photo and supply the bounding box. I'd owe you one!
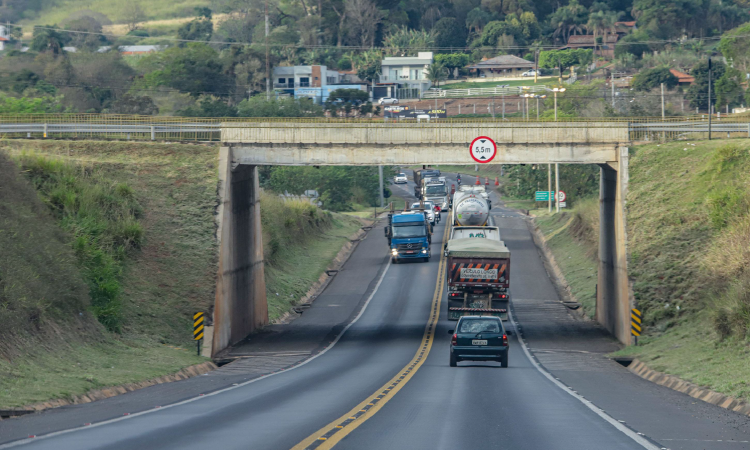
[290,221,450,450]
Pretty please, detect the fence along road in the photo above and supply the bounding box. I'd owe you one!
[0,115,750,143]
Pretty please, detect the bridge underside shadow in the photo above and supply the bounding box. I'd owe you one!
[210,138,633,356]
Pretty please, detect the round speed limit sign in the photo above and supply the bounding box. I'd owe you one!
[469,136,497,163]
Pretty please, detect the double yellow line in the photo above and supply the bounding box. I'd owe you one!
[291,222,450,450]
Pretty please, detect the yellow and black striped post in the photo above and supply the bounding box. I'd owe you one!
[193,312,205,355]
[631,308,642,345]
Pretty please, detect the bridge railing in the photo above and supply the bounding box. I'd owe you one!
[0,114,748,143]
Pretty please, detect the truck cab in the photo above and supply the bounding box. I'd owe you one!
[413,169,440,199]
[421,181,449,213]
[385,212,432,263]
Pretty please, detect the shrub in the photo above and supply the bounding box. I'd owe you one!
[15,155,145,332]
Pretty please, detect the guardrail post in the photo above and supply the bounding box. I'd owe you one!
[151,126,156,141]
[127,132,131,140]
[43,123,48,138]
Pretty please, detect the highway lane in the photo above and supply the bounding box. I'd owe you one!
[4,168,748,449]
[1,217,446,450]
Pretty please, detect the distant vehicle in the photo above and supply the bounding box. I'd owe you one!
[521,70,539,77]
[449,316,509,367]
[393,173,408,184]
[379,97,399,105]
[412,169,441,198]
[421,182,448,213]
[411,202,436,225]
[385,211,432,263]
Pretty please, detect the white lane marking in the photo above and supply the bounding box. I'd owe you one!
[0,259,394,449]
[509,310,662,450]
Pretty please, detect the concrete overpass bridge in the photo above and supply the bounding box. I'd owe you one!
[215,121,632,355]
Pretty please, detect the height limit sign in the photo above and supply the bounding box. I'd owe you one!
[470,136,497,163]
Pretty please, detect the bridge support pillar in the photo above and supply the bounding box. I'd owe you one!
[213,147,267,356]
[597,147,631,345]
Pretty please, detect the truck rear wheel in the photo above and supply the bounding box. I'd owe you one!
[500,350,509,368]
[450,352,458,367]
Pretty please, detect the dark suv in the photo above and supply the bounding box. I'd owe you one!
[448,316,509,367]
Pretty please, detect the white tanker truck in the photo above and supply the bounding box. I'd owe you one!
[445,185,510,321]
[451,186,491,227]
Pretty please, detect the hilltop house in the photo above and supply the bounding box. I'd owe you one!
[467,55,534,78]
[378,52,433,98]
[273,65,367,104]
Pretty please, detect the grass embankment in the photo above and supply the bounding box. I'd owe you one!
[0,140,362,407]
[441,78,561,90]
[22,0,211,28]
[529,140,750,401]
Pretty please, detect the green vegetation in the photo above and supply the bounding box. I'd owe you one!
[22,0,211,27]
[262,194,363,320]
[443,78,559,90]
[534,199,599,317]
[0,140,367,407]
[525,139,750,401]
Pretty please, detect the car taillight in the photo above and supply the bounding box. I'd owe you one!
[502,334,508,346]
[451,334,457,346]
[500,294,507,299]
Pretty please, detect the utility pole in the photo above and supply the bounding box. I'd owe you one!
[502,93,505,119]
[661,82,666,141]
[708,58,711,141]
[536,96,540,120]
[534,49,539,84]
[555,163,560,213]
[265,0,270,101]
[378,165,384,208]
[611,74,615,108]
[548,163,552,212]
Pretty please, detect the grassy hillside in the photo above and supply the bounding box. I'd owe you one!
[23,0,211,27]
[531,139,750,401]
[0,140,363,407]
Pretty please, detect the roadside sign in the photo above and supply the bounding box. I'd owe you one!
[558,191,567,202]
[631,308,642,344]
[469,136,497,163]
[559,201,567,208]
[193,312,205,341]
[534,191,553,201]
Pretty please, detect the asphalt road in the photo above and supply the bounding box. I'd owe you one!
[2,170,749,450]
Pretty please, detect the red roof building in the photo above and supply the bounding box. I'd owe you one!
[669,69,695,85]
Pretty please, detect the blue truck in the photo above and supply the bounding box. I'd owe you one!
[385,211,432,263]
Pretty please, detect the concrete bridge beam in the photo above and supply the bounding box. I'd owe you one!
[213,147,267,356]
[597,147,631,344]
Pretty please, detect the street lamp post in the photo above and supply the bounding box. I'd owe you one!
[550,87,566,121]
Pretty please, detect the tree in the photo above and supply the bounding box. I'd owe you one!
[179,96,237,117]
[632,0,701,39]
[548,0,587,44]
[631,67,678,91]
[715,67,744,111]
[65,16,108,51]
[345,0,383,48]
[236,95,324,117]
[433,17,467,49]
[30,26,68,55]
[383,27,436,56]
[614,31,650,60]
[434,53,470,78]
[177,17,213,43]
[139,43,232,97]
[719,22,750,73]
[687,59,726,111]
[122,2,147,31]
[585,10,620,55]
[426,62,447,87]
[539,49,593,78]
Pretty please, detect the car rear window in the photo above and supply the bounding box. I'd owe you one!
[458,319,501,334]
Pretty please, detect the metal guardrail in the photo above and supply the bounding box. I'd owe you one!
[422,85,548,99]
[0,114,748,143]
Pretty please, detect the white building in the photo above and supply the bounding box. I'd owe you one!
[379,52,433,97]
[0,25,12,51]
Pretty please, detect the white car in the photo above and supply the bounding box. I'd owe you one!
[379,97,399,105]
[411,202,436,225]
[393,173,408,184]
[521,70,539,77]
